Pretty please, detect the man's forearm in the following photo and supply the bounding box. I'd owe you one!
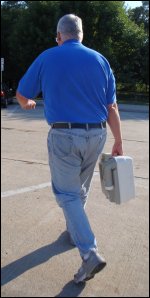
[107,103,123,156]
[16,91,36,110]
[107,103,122,143]
[16,91,28,107]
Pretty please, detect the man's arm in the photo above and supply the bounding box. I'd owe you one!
[107,103,123,156]
[16,91,36,110]
[16,51,43,109]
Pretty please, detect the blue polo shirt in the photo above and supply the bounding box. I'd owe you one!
[17,39,116,124]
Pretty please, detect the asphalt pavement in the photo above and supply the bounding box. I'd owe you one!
[1,102,149,297]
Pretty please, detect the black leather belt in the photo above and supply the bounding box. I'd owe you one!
[51,122,106,129]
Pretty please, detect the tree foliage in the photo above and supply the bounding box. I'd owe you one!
[1,1,149,91]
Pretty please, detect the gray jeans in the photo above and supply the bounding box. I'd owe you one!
[47,127,107,257]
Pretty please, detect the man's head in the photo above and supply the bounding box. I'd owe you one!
[56,14,83,45]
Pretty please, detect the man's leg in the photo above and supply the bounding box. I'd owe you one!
[47,128,107,283]
[80,128,107,208]
[47,129,97,257]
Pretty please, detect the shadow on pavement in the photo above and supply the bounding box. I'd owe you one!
[1,231,75,287]
[55,280,85,297]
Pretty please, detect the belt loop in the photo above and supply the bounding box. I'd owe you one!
[86,123,89,130]
[69,122,71,129]
[101,122,105,129]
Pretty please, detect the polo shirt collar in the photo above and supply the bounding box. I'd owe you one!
[62,39,81,45]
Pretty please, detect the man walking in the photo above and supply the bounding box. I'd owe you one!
[16,14,123,283]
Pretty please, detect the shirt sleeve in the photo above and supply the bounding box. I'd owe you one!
[17,55,42,99]
[106,70,116,105]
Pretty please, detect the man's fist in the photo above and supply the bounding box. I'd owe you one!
[111,140,123,156]
[22,99,36,110]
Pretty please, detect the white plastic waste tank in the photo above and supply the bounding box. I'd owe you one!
[99,153,135,204]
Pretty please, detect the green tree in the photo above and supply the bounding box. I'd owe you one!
[128,1,149,33]
[1,1,149,92]
[1,2,25,87]
[127,1,149,89]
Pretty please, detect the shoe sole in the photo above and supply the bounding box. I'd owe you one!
[74,262,106,284]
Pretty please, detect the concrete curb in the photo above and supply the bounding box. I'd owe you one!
[118,104,149,113]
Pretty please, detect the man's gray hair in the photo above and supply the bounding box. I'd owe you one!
[57,14,83,41]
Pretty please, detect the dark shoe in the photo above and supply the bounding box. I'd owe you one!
[74,250,106,284]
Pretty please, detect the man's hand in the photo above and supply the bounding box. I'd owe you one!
[22,99,36,110]
[16,91,36,110]
[112,140,123,156]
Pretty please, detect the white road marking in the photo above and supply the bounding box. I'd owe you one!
[1,175,99,198]
[1,172,148,198]
[1,182,51,198]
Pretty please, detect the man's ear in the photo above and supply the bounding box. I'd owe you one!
[57,32,61,41]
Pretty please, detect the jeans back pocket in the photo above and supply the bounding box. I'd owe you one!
[52,133,73,158]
